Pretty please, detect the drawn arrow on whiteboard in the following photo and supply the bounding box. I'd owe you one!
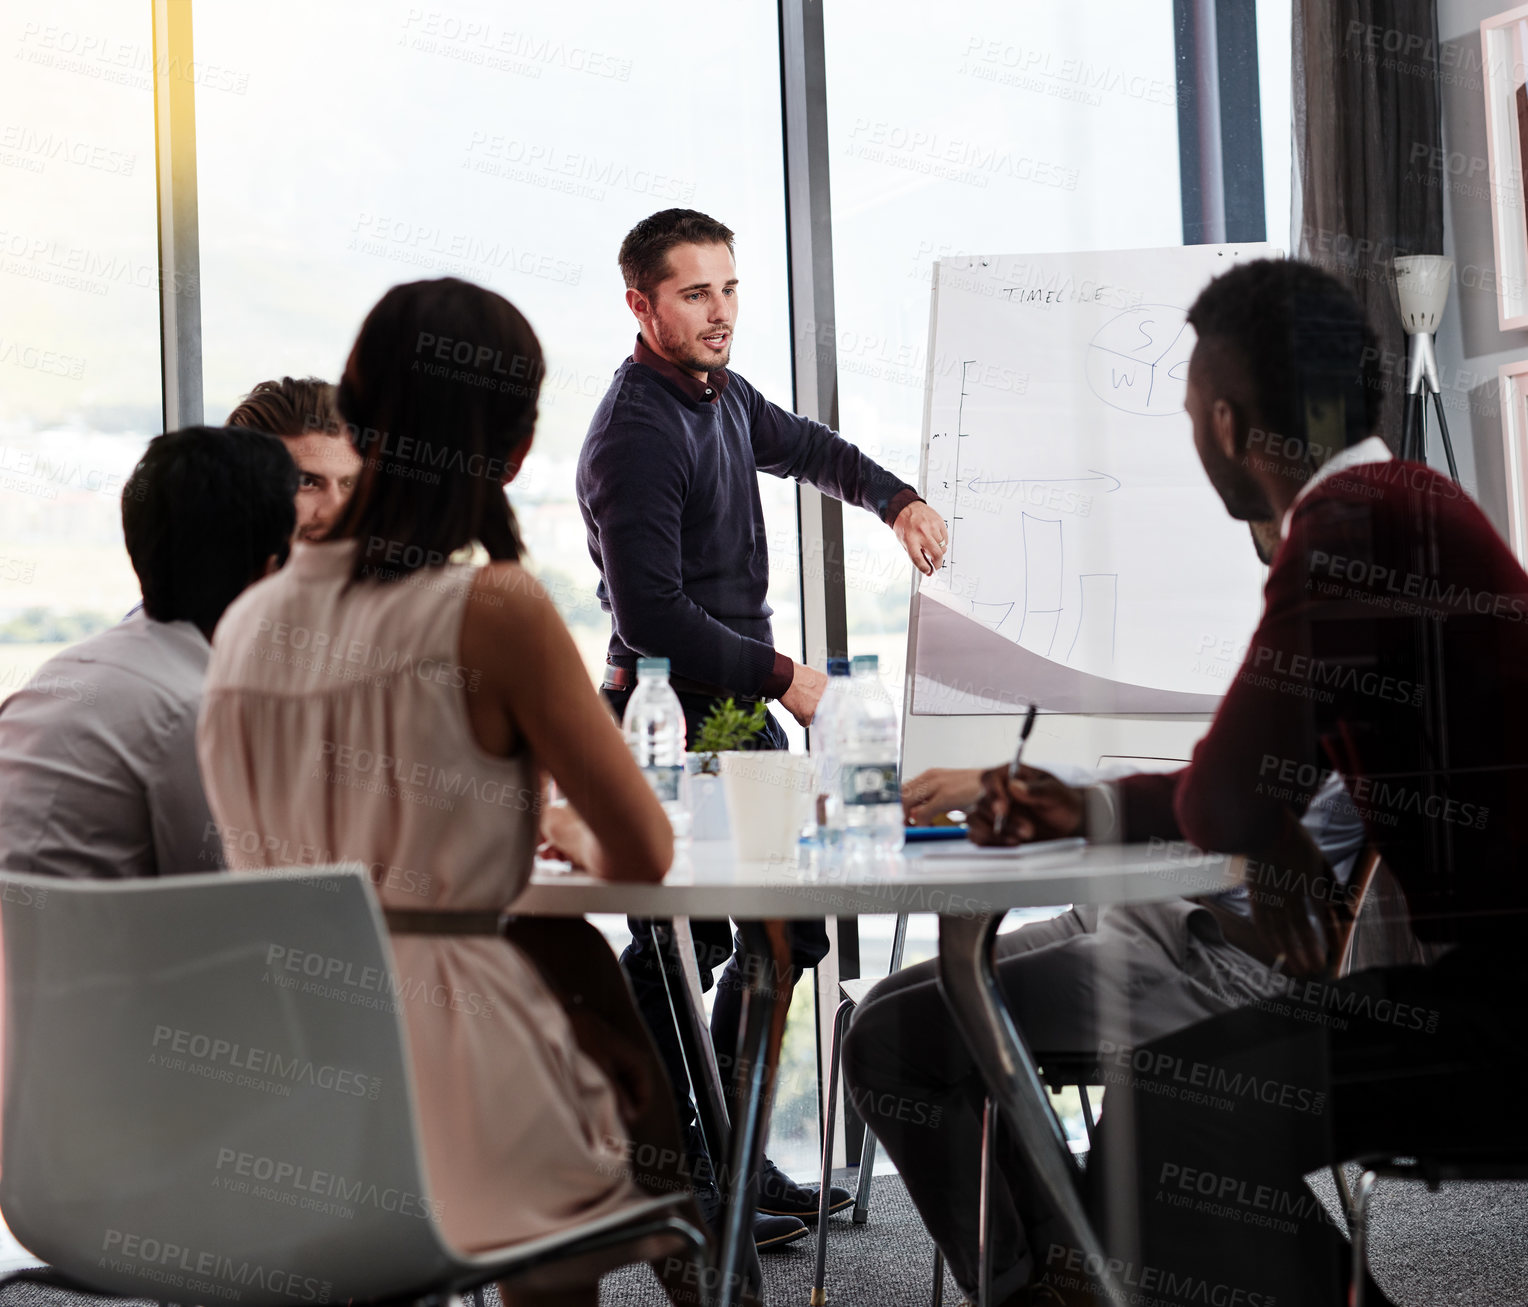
[965,470,1122,494]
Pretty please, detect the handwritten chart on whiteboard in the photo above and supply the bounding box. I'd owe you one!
[910,245,1272,715]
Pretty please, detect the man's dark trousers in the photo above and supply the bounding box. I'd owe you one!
[1073,947,1528,1305]
[603,685,831,1139]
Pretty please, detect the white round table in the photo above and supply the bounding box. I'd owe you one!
[514,839,1237,1307]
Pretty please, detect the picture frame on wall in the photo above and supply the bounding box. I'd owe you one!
[1481,7,1528,330]
[1498,359,1528,562]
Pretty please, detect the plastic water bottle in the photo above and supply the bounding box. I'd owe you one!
[840,655,904,857]
[622,658,691,840]
[809,658,853,853]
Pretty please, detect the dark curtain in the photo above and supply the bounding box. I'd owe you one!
[1295,0,1445,451]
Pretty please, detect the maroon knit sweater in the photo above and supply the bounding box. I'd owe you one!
[1116,460,1528,946]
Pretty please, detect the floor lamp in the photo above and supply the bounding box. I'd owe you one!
[1393,255,1460,481]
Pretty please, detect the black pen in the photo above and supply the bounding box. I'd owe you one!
[1008,703,1039,781]
[997,704,1039,837]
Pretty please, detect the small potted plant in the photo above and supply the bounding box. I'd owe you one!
[686,698,769,839]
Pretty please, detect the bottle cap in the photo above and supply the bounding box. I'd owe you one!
[827,657,851,676]
[636,657,671,677]
[851,654,879,673]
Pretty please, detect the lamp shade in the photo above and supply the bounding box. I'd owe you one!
[1393,256,1454,334]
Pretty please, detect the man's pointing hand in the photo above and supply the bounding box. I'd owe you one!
[893,500,948,576]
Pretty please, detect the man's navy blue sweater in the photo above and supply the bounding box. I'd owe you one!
[576,337,919,698]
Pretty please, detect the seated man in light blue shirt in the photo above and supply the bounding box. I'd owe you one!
[0,426,298,878]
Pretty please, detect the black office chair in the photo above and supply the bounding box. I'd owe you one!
[1325,847,1382,1217]
[1320,849,1528,1304]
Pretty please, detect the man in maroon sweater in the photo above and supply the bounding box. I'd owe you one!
[953,260,1528,1304]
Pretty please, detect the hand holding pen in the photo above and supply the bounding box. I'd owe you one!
[998,704,1038,837]
[967,705,1087,846]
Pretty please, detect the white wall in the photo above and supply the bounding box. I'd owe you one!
[1432,0,1528,532]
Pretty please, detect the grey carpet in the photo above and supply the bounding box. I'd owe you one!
[0,1171,1523,1305]
[596,1170,1528,1305]
[1309,1169,1528,1306]
[600,1170,963,1307]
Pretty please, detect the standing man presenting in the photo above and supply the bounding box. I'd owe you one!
[577,208,946,1247]
[579,208,945,737]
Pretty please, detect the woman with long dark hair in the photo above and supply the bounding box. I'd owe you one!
[198,278,705,1307]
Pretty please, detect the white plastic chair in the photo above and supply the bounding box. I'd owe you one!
[0,867,705,1307]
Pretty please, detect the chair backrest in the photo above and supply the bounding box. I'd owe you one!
[0,867,458,1306]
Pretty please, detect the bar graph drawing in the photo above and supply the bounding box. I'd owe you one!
[1066,573,1119,672]
[1015,514,1063,657]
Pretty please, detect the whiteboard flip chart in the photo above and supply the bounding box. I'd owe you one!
[910,245,1274,715]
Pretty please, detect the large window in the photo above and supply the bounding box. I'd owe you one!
[1259,1,1294,252]
[824,0,1293,712]
[193,0,803,692]
[824,0,1185,696]
[0,2,162,695]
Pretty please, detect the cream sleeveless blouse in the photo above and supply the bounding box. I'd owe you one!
[196,540,638,1250]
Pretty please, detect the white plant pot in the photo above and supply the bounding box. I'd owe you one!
[684,754,731,841]
[718,751,814,866]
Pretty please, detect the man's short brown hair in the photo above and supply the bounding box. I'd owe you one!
[618,209,735,297]
[226,376,341,439]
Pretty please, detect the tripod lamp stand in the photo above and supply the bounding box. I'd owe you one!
[1393,255,1460,482]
